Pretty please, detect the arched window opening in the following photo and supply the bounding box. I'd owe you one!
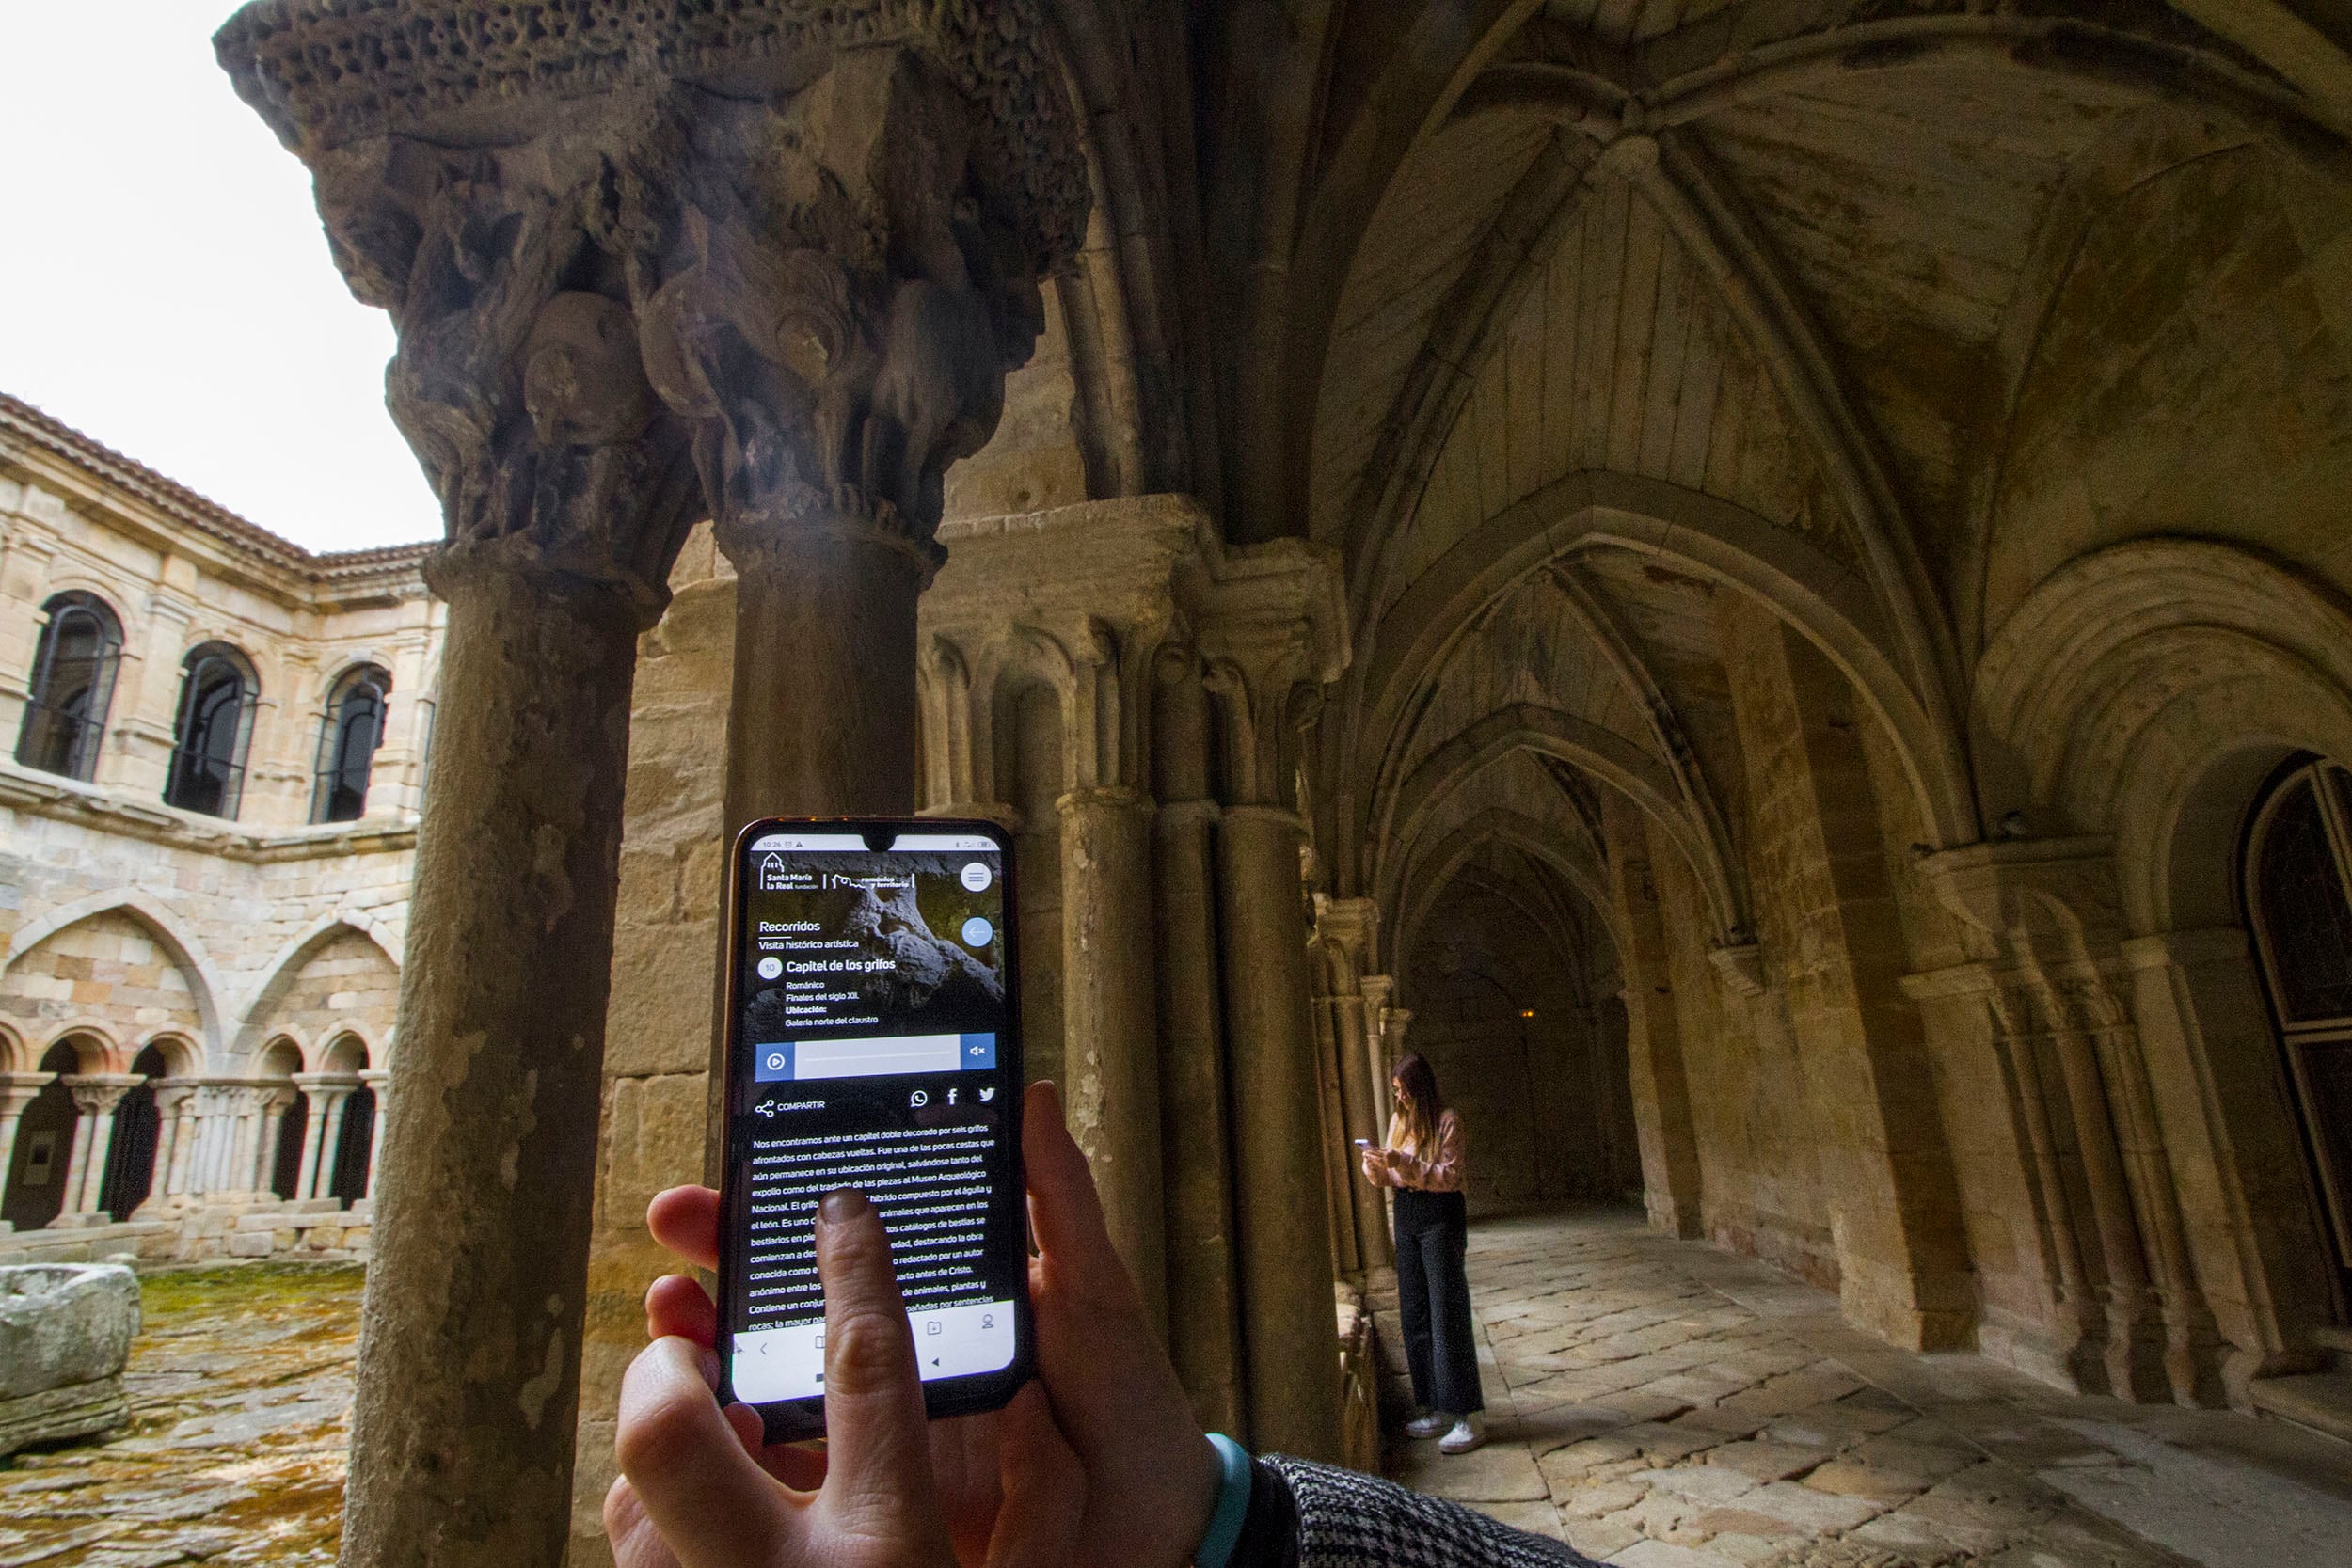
[2245,756,2352,1275]
[1,1043,81,1231]
[313,664,390,823]
[97,1044,167,1221]
[164,643,258,818]
[15,592,122,781]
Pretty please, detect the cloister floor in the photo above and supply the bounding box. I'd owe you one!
[1372,1207,2352,1568]
[1,1262,358,1566]
[8,1217,2352,1566]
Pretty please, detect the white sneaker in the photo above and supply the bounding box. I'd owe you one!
[1438,1414,1486,1454]
[1403,1412,1449,1439]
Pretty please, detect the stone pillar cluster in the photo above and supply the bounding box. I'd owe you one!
[215,4,1089,1563]
[1906,842,2233,1404]
[1311,895,1391,1275]
[916,497,1352,1455]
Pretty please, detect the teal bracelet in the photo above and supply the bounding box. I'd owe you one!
[1195,1433,1254,1568]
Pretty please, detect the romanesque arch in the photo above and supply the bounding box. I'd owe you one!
[232,920,402,1070]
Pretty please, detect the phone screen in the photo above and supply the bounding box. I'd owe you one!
[718,818,1030,1436]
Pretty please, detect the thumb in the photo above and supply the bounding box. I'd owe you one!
[614,1337,791,1567]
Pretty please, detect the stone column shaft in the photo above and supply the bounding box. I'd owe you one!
[1217,804,1343,1461]
[1332,994,1390,1270]
[291,1077,335,1201]
[2043,999,2169,1400]
[359,1070,389,1201]
[256,1091,296,1197]
[1308,990,1359,1274]
[57,1109,100,1218]
[229,1100,260,1194]
[340,562,647,1567]
[1983,989,2090,1307]
[1153,798,1246,1434]
[57,1076,136,1219]
[1058,785,1167,1332]
[315,1090,356,1201]
[721,528,924,828]
[166,1094,199,1197]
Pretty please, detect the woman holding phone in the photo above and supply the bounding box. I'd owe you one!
[1359,1053,1486,1454]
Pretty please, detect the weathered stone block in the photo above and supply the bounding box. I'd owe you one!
[227,1232,275,1258]
[0,1263,139,1456]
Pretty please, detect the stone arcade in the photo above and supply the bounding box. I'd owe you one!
[196,2,2352,1565]
[0,395,433,1263]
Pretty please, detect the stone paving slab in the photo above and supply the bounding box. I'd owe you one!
[0,1262,358,1566]
[1374,1207,2352,1568]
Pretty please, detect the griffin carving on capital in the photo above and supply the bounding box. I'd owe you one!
[616,51,1054,571]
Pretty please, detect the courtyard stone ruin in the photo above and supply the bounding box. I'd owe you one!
[0,1262,138,1458]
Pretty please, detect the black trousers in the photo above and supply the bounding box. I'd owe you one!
[1392,1187,1483,1416]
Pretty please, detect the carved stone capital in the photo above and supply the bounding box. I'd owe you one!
[216,0,1089,607]
[61,1074,142,1116]
[1312,895,1381,979]
[619,54,1069,578]
[1193,538,1350,807]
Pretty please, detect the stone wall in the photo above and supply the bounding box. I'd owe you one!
[0,793,412,1076]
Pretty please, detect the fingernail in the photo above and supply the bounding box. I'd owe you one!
[819,1189,868,1225]
[698,1346,721,1390]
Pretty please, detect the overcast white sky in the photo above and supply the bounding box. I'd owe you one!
[0,4,439,553]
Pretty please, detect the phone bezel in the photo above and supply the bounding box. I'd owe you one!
[715,815,1033,1442]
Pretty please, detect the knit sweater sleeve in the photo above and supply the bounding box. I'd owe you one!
[1242,1456,1598,1568]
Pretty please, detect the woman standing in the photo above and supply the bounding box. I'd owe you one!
[1360,1053,1486,1454]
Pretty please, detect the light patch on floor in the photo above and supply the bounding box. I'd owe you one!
[2036,1418,2352,1568]
[1370,1207,2352,1568]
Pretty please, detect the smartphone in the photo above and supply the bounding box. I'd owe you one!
[716,816,1031,1440]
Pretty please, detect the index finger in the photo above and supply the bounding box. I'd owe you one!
[812,1189,950,1546]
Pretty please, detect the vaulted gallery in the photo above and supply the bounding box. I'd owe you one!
[1272,1,2352,1416]
[196,3,2352,1562]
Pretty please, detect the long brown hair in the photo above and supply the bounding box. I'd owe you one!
[1392,1053,1443,1153]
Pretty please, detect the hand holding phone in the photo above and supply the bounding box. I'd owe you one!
[717,818,1032,1440]
[616,1082,1222,1568]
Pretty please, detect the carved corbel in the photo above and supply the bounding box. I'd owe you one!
[1707,940,1767,998]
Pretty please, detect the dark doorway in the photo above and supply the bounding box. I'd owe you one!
[272,1095,310,1200]
[329,1087,375,1204]
[2,1044,81,1231]
[96,1045,167,1220]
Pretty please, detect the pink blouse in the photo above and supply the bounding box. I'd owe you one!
[1370,1109,1466,1193]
